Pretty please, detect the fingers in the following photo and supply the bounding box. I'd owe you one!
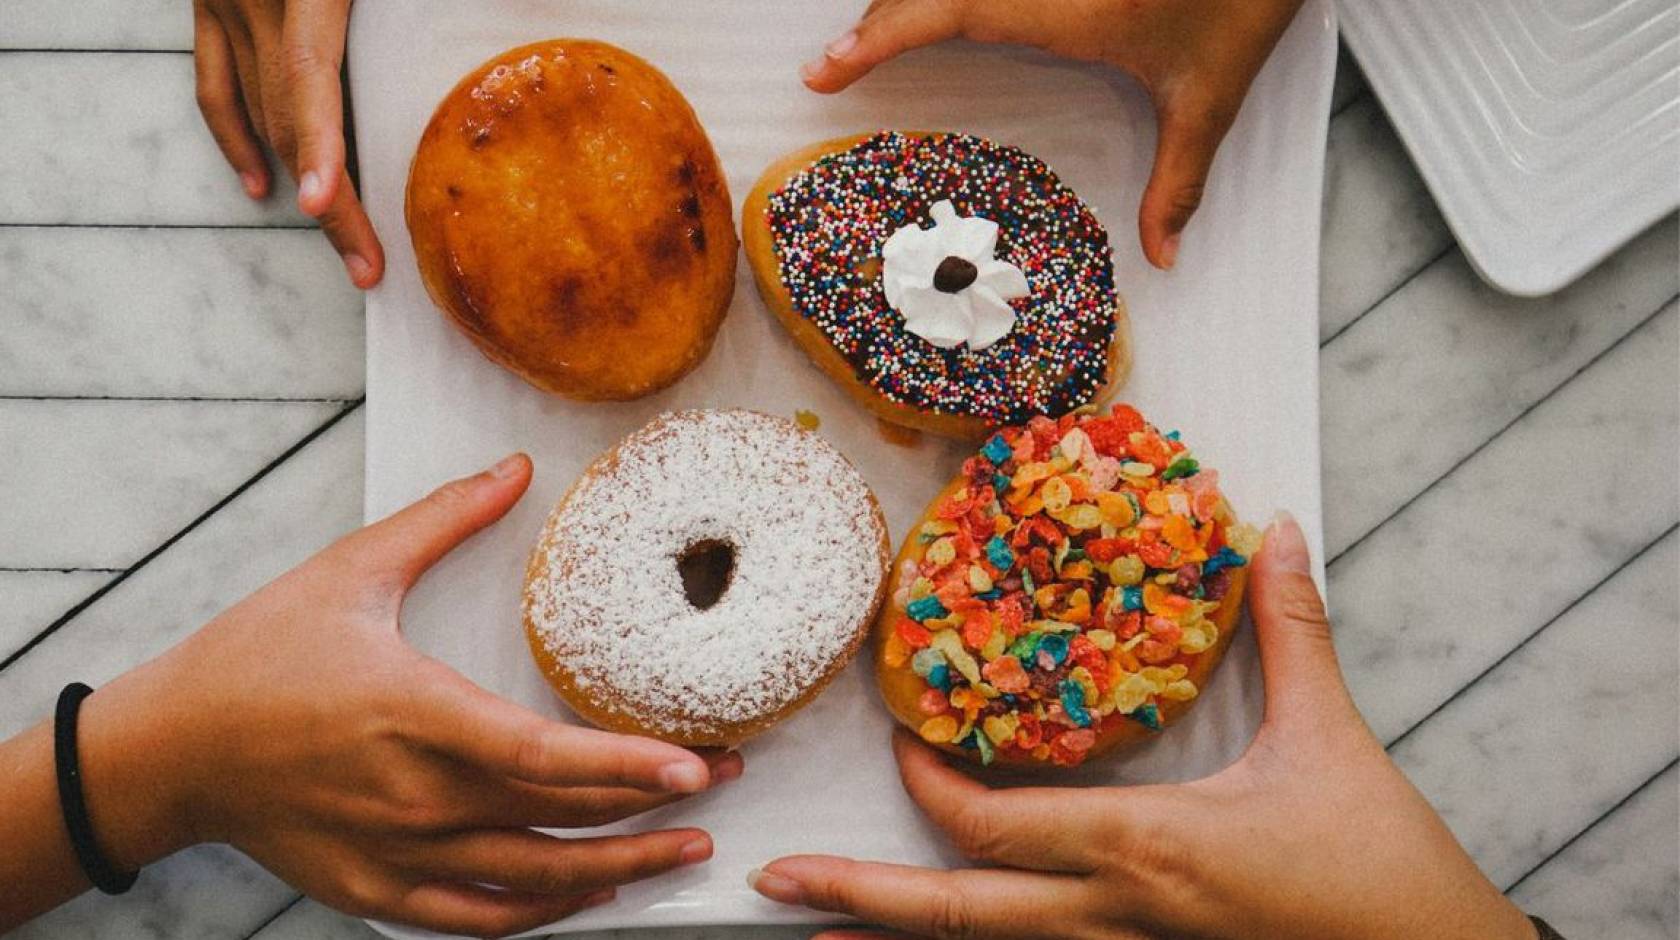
[1247,511,1359,730]
[751,856,1086,940]
[391,882,613,938]
[280,0,351,216]
[193,6,268,198]
[801,0,964,93]
[422,678,715,794]
[1137,102,1231,270]
[316,167,385,287]
[349,453,531,590]
[413,827,712,899]
[474,750,744,828]
[891,730,1101,872]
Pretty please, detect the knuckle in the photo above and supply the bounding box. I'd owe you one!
[426,477,478,514]
[335,870,389,916]
[951,806,1001,861]
[532,855,582,894]
[928,887,979,940]
[1275,574,1331,630]
[194,82,231,115]
[280,42,335,83]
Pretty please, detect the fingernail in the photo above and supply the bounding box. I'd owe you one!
[239,171,263,199]
[679,837,713,865]
[799,59,823,83]
[298,170,322,208]
[343,253,372,285]
[825,31,858,60]
[488,453,525,480]
[1266,510,1311,574]
[580,888,615,910]
[712,754,744,783]
[747,868,805,905]
[1160,232,1181,270]
[659,761,708,794]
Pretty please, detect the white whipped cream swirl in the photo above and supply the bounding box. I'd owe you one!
[881,200,1030,351]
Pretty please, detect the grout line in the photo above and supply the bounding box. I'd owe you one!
[0,395,361,403]
[0,222,315,231]
[1328,294,1679,568]
[1501,755,1680,895]
[0,567,123,574]
[237,894,305,940]
[0,398,364,672]
[1319,242,1456,348]
[1383,523,1678,754]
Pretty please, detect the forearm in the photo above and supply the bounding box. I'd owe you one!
[0,670,197,931]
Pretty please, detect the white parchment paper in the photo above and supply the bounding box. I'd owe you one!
[349,1,1334,933]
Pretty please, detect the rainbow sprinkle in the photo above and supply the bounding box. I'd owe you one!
[765,132,1117,425]
[882,406,1261,767]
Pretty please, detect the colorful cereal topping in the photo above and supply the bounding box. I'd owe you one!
[883,406,1260,766]
[765,132,1117,424]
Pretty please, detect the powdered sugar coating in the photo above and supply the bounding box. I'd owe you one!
[525,410,888,737]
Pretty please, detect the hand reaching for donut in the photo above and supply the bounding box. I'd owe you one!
[0,455,737,937]
[191,0,384,288]
[749,513,1537,940]
[801,0,1307,270]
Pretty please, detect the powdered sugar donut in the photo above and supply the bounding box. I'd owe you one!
[523,409,890,747]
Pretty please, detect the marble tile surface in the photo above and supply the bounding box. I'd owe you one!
[0,1,191,50]
[0,570,112,661]
[1332,305,1680,743]
[1318,93,1451,340]
[0,407,362,737]
[1391,532,1678,886]
[0,227,363,398]
[1321,225,1678,557]
[0,53,307,225]
[1509,765,1679,940]
[0,399,342,569]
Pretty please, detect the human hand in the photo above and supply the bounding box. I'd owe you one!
[79,455,737,937]
[192,0,384,287]
[748,513,1536,940]
[801,0,1307,270]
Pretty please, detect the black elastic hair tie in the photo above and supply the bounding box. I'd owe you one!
[54,682,139,894]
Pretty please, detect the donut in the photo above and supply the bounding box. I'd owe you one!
[743,131,1130,440]
[523,410,890,747]
[405,40,736,401]
[874,406,1259,768]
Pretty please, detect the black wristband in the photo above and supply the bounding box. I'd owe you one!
[1530,916,1566,940]
[54,682,139,894]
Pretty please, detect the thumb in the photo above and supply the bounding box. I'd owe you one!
[1137,101,1230,270]
[349,453,533,591]
[800,0,963,93]
[1246,511,1358,732]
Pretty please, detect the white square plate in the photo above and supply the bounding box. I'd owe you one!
[349,1,1334,934]
[1340,0,1680,297]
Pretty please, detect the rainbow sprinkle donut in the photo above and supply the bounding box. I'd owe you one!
[874,405,1260,768]
[744,131,1131,441]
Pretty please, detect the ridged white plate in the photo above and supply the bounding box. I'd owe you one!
[350,1,1334,934]
[1340,0,1680,296]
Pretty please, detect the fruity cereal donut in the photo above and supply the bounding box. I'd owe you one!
[743,131,1131,440]
[874,406,1261,768]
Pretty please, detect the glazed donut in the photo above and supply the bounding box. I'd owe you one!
[405,40,736,401]
[743,131,1130,440]
[523,410,890,747]
[874,406,1258,768]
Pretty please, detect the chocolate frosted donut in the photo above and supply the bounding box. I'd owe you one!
[523,410,890,747]
[744,131,1131,440]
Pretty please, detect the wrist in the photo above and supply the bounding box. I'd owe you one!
[76,665,205,871]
